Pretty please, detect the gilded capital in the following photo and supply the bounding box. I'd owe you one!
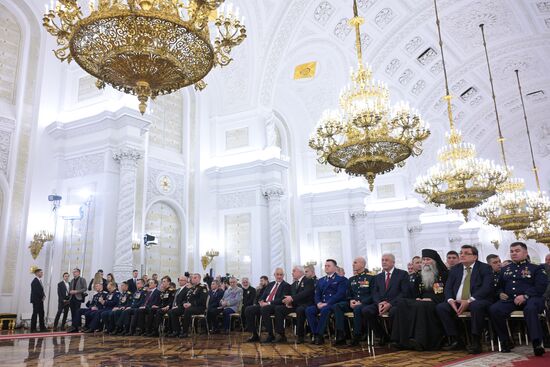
[263,187,284,200]
[113,148,143,163]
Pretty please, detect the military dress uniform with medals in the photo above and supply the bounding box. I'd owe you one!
[87,290,120,332]
[147,286,176,336]
[334,270,374,344]
[76,291,107,330]
[391,249,448,351]
[178,284,208,337]
[117,287,146,334]
[103,290,131,333]
[489,259,548,355]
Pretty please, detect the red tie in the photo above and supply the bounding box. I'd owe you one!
[385,272,391,290]
[266,283,279,302]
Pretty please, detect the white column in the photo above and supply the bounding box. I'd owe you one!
[264,186,284,272]
[350,210,368,259]
[112,148,142,282]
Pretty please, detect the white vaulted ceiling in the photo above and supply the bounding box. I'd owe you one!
[206,0,550,191]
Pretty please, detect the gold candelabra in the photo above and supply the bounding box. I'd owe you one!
[43,0,246,114]
[201,249,219,270]
[29,231,54,260]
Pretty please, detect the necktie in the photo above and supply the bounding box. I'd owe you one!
[385,272,391,290]
[461,266,472,300]
[72,277,78,290]
[266,283,279,302]
[173,288,181,306]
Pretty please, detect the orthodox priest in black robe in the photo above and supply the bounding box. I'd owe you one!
[391,249,448,351]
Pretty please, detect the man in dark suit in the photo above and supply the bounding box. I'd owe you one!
[361,253,411,345]
[240,277,256,327]
[127,269,139,293]
[167,275,191,337]
[306,259,348,345]
[30,268,47,332]
[273,265,314,343]
[68,268,88,332]
[245,268,291,343]
[436,245,493,354]
[130,278,161,335]
[53,272,70,331]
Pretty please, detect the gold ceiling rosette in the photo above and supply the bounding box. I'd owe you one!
[309,0,430,191]
[414,0,508,221]
[476,25,550,237]
[43,0,246,114]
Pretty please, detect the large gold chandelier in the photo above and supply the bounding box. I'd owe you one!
[414,0,508,221]
[476,25,549,237]
[308,0,430,191]
[43,0,246,114]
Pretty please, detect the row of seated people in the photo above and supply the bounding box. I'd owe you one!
[71,241,549,357]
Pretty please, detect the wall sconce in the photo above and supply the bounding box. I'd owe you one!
[491,239,499,250]
[28,231,54,259]
[201,249,220,270]
[132,241,141,251]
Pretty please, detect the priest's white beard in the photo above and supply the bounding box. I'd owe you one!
[421,264,439,289]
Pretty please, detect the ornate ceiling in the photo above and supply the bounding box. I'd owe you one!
[21,0,550,191]
[234,0,550,191]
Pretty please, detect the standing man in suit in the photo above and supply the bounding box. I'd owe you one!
[53,272,70,331]
[30,268,47,332]
[489,242,548,356]
[68,268,88,332]
[334,257,374,346]
[305,259,348,345]
[436,245,493,354]
[273,265,315,343]
[361,253,411,345]
[245,268,291,343]
[127,269,139,293]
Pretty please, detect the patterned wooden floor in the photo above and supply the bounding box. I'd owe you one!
[0,332,472,367]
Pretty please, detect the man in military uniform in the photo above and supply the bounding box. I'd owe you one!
[486,254,502,300]
[333,257,373,346]
[103,281,131,333]
[273,265,315,344]
[145,279,175,336]
[76,282,106,331]
[115,279,146,335]
[489,242,548,356]
[85,282,120,332]
[306,259,348,345]
[177,273,208,338]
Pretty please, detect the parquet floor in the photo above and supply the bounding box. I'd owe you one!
[0,332,471,367]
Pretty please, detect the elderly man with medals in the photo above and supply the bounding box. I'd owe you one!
[391,248,449,351]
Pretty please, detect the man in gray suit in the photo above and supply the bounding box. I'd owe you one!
[68,268,87,332]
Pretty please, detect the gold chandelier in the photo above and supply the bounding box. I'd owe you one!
[414,0,508,221]
[43,0,246,114]
[476,25,549,237]
[308,0,430,191]
[513,70,550,247]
